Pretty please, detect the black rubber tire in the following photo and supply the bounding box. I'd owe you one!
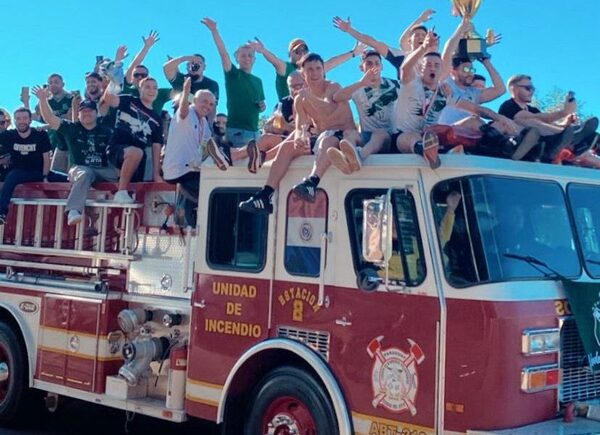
[243,366,338,435]
[0,321,28,423]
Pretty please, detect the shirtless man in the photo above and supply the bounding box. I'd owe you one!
[239,53,355,214]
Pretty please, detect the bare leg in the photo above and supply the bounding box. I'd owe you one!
[362,129,390,158]
[396,132,422,153]
[118,146,143,190]
[310,136,339,178]
[266,139,308,189]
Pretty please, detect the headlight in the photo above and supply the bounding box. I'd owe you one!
[522,328,560,355]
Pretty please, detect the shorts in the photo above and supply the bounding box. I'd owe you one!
[361,130,394,153]
[314,129,344,152]
[107,144,147,182]
[227,128,259,148]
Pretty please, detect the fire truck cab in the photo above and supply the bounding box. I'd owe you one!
[1,153,600,434]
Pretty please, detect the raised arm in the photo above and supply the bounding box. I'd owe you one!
[398,9,435,52]
[401,30,438,84]
[32,86,61,130]
[126,31,159,85]
[100,87,120,115]
[201,18,232,72]
[441,20,473,80]
[333,67,379,103]
[478,58,505,103]
[164,55,200,81]
[333,16,390,58]
[515,96,577,124]
[324,41,366,72]
[247,38,287,76]
[178,77,192,120]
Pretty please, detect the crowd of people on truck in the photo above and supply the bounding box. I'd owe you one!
[0,10,598,226]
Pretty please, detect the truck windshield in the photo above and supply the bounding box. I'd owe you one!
[432,176,580,287]
[567,183,600,279]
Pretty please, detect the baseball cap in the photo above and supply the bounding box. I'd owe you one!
[289,38,308,53]
[79,100,97,111]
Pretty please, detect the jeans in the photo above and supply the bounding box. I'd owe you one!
[226,128,258,148]
[0,169,43,215]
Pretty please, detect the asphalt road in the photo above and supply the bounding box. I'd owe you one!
[0,397,219,435]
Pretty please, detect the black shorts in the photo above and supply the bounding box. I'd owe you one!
[107,144,146,182]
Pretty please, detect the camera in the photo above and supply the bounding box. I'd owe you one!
[190,63,201,73]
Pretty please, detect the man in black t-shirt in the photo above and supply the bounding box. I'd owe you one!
[102,77,164,203]
[499,74,598,161]
[0,108,51,224]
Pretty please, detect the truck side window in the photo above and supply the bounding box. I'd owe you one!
[345,189,426,287]
[206,189,268,272]
[284,189,328,277]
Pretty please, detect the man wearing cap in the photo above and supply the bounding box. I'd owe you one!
[202,17,266,148]
[33,86,117,225]
[248,37,364,100]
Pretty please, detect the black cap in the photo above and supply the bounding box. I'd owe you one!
[79,100,97,111]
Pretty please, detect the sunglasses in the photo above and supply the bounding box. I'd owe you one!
[461,66,476,73]
[515,84,535,92]
[0,120,6,126]
[292,46,308,55]
[133,73,148,79]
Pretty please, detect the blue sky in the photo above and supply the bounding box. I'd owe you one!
[2,0,598,118]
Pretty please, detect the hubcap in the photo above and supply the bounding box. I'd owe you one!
[0,344,9,401]
[263,396,316,435]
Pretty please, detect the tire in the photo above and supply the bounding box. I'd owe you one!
[243,366,338,435]
[0,321,28,423]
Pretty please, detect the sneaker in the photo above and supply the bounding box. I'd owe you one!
[543,126,575,160]
[246,140,262,174]
[0,214,6,225]
[415,131,441,169]
[293,178,318,203]
[206,137,228,171]
[67,210,82,226]
[573,117,599,146]
[511,128,541,160]
[326,147,352,174]
[113,190,134,204]
[239,194,273,214]
[339,139,362,172]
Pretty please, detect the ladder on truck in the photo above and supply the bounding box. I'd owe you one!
[0,197,143,280]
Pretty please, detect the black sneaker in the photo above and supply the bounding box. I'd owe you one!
[293,178,318,203]
[511,128,541,160]
[246,140,262,174]
[543,126,575,160]
[0,214,6,225]
[239,195,273,214]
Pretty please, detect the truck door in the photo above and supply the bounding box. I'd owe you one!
[272,178,441,435]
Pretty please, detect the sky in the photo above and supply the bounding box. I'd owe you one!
[1,0,598,119]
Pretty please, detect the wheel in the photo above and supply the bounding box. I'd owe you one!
[0,321,28,422]
[243,366,338,435]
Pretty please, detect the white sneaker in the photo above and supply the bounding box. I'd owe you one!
[113,190,134,204]
[67,210,82,226]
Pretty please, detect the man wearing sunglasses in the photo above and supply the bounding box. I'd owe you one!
[248,37,364,100]
[122,31,172,115]
[499,74,598,161]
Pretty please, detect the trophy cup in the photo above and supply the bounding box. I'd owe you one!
[451,0,493,61]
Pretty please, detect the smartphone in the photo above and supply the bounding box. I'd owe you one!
[96,55,104,64]
[20,86,29,95]
[567,91,576,103]
[72,90,81,99]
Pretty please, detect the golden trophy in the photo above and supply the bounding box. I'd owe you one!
[451,0,492,61]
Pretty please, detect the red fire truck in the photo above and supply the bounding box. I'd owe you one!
[1,153,600,434]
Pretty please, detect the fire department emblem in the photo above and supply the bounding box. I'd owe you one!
[367,336,425,415]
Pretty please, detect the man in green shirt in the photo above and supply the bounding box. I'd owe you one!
[34,86,118,226]
[122,31,172,115]
[249,37,366,100]
[203,17,266,147]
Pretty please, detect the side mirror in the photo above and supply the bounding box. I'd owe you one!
[362,197,390,265]
[357,268,381,292]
